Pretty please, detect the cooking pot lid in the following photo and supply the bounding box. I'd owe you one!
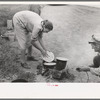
[56,57,68,61]
[42,51,54,62]
[44,62,56,66]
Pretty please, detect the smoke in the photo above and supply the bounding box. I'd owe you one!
[42,5,100,69]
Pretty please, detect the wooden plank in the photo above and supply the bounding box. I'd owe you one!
[7,20,13,30]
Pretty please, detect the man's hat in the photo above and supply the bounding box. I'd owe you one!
[89,34,100,44]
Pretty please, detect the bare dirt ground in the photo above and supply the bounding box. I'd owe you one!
[2,5,100,83]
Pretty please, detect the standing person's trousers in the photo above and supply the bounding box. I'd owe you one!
[13,16,32,50]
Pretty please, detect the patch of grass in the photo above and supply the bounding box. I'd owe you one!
[0,27,7,35]
[17,72,36,82]
[0,37,20,78]
[0,37,36,82]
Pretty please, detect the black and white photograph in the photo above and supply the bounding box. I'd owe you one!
[0,2,100,83]
[1,1,100,99]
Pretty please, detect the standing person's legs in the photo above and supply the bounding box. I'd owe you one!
[26,33,38,61]
[15,30,30,68]
[20,49,26,63]
[15,28,27,63]
[13,18,30,68]
[27,45,32,57]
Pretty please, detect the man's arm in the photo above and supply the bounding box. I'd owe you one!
[31,26,40,40]
[38,35,47,51]
[31,27,47,57]
[76,66,100,76]
[31,39,44,52]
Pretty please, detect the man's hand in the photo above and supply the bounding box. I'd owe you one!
[41,50,49,58]
[76,67,90,72]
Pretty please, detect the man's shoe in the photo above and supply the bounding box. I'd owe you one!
[27,56,38,61]
[21,62,31,69]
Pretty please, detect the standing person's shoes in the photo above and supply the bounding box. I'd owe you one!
[27,56,38,61]
[21,62,31,69]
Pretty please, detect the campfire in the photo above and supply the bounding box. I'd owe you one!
[37,57,71,80]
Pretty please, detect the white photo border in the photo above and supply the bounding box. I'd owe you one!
[0,1,100,99]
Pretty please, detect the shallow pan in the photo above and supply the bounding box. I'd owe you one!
[43,62,56,69]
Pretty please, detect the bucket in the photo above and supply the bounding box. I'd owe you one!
[43,62,56,69]
[56,57,68,71]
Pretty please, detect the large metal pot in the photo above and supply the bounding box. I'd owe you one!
[56,57,68,71]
